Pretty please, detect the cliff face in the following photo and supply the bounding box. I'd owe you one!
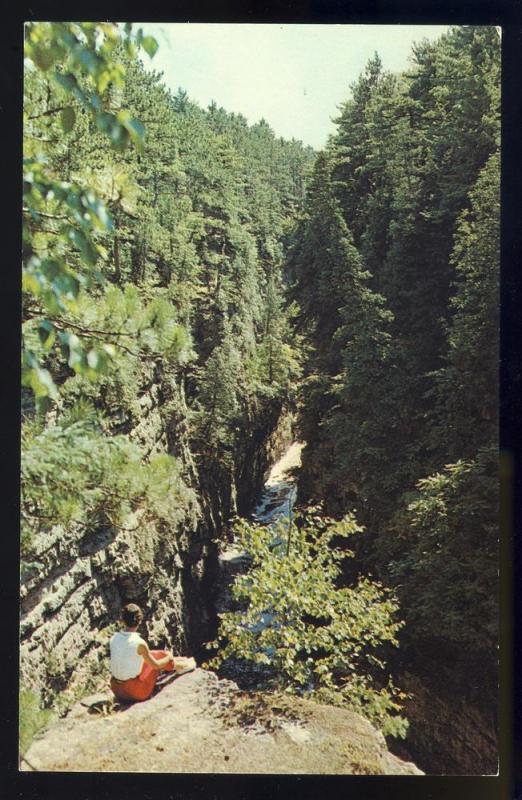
[389,664,498,775]
[21,668,423,775]
[19,368,288,709]
[20,371,196,707]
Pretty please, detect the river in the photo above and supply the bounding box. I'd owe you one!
[214,442,304,687]
[218,441,304,565]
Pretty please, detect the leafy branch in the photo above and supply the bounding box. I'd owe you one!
[23,22,158,409]
[207,510,408,738]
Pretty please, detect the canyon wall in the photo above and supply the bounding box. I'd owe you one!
[20,368,290,710]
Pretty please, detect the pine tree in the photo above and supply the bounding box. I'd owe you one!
[288,154,399,519]
[429,151,500,461]
[23,22,313,566]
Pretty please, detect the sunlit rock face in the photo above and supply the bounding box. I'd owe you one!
[21,668,423,775]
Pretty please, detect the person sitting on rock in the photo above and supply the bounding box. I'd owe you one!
[110,603,196,703]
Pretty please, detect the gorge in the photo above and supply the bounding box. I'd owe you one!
[21,22,500,776]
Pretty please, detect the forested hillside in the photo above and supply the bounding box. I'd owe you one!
[287,26,499,772]
[21,23,499,775]
[22,23,312,559]
[21,21,312,723]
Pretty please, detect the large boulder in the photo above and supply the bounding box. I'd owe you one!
[21,668,422,775]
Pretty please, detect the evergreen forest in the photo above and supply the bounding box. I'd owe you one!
[21,23,500,774]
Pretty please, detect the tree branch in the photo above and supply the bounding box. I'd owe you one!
[23,207,68,221]
[48,316,137,339]
[28,106,68,120]
[43,317,140,357]
[25,134,60,143]
[25,312,165,361]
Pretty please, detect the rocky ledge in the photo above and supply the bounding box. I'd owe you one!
[21,668,422,775]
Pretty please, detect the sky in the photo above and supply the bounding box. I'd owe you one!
[138,23,450,150]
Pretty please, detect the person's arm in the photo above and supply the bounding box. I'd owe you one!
[137,643,173,670]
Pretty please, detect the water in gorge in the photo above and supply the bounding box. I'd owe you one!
[214,442,304,687]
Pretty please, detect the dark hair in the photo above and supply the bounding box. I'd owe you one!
[122,603,143,628]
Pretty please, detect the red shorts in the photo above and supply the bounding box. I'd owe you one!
[110,650,174,702]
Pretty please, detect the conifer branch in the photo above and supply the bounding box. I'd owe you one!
[23,207,68,220]
[28,106,68,120]
[48,316,136,339]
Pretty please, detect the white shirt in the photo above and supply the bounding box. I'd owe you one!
[110,631,147,680]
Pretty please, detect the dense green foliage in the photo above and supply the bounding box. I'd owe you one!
[22,23,313,566]
[23,23,157,404]
[429,150,499,462]
[386,447,497,655]
[19,687,54,758]
[289,25,499,701]
[21,404,197,557]
[208,511,407,737]
[22,23,499,761]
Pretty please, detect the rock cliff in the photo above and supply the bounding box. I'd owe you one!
[20,363,292,711]
[21,668,423,775]
[390,668,498,775]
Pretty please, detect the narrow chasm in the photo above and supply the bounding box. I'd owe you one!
[210,441,304,688]
[22,22,499,777]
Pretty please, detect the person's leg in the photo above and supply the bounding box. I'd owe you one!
[131,657,160,700]
[111,676,152,703]
[111,678,130,701]
[171,656,197,674]
[149,650,175,672]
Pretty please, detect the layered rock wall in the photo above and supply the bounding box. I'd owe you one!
[20,369,290,708]
[390,668,498,775]
[20,372,202,706]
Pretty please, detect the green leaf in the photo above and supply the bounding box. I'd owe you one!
[86,349,100,370]
[127,117,145,142]
[95,111,116,135]
[30,45,56,72]
[22,270,41,297]
[97,70,111,94]
[141,35,159,58]
[95,112,130,151]
[54,71,90,108]
[37,320,56,349]
[60,107,76,134]
[76,46,99,76]
[124,40,136,59]
[96,203,113,231]
[54,71,79,94]
[112,127,130,151]
[53,272,80,301]
[116,110,145,148]
[23,364,58,399]
[39,259,62,281]
[64,227,98,265]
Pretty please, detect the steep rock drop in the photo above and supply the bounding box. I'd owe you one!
[215,442,304,629]
[21,669,422,774]
[21,442,422,775]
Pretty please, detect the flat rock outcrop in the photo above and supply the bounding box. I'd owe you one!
[22,668,422,775]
